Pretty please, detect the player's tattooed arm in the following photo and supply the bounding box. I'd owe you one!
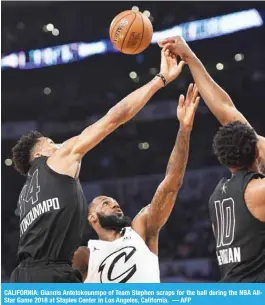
[146,84,200,234]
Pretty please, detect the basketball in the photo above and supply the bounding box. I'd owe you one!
[109,10,153,55]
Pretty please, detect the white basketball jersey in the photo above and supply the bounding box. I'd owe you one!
[84,227,160,283]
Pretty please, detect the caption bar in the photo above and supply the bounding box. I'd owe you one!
[2,284,265,305]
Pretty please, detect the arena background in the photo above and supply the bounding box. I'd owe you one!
[1,1,265,282]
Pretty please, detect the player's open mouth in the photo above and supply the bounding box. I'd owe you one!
[115,210,123,216]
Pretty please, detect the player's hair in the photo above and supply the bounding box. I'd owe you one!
[213,121,258,168]
[12,131,43,176]
[88,196,105,214]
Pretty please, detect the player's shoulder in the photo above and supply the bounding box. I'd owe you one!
[73,246,90,260]
[209,178,226,198]
[52,136,80,160]
[76,246,89,252]
[138,204,151,215]
[245,176,265,208]
[246,177,265,194]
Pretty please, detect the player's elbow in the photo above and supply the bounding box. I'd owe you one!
[107,105,130,126]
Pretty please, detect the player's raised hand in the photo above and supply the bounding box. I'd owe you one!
[158,36,194,60]
[159,47,185,84]
[177,83,200,131]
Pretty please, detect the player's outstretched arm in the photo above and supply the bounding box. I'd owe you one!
[158,36,265,168]
[158,36,249,126]
[69,48,185,160]
[132,84,199,254]
[47,49,185,178]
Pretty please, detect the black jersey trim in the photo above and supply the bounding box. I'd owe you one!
[241,171,265,225]
[42,157,77,183]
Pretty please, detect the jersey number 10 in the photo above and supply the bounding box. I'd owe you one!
[214,198,235,247]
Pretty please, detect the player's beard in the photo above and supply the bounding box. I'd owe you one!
[97,213,132,232]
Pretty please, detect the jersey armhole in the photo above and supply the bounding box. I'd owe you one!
[44,159,76,183]
[242,173,265,224]
[130,227,159,259]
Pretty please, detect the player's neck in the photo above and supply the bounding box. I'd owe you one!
[97,228,123,242]
[229,164,256,173]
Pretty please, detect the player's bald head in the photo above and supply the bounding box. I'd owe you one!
[88,196,116,214]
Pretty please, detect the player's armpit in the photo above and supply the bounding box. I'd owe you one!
[216,105,251,127]
[131,204,160,255]
[131,205,150,242]
[72,247,90,282]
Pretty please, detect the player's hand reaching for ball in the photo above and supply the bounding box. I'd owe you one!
[177,83,200,131]
[158,36,194,61]
[159,47,185,84]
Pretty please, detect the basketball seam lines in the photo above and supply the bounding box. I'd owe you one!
[121,13,137,53]
[110,12,135,41]
[133,13,145,54]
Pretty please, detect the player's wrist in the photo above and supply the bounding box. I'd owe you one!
[182,51,197,63]
[179,123,193,133]
[156,73,168,87]
[153,74,166,89]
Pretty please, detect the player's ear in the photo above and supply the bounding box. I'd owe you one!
[254,149,264,173]
[33,151,42,159]
[255,148,260,166]
[88,213,97,224]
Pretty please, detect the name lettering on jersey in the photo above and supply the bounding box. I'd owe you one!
[98,246,137,283]
[216,247,241,265]
[20,197,60,236]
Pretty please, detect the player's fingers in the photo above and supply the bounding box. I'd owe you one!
[178,60,186,70]
[194,96,200,110]
[178,94,185,107]
[171,56,177,65]
[192,85,199,103]
[160,48,167,66]
[186,83,194,104]
[158,38,176,47]
[162,43,174,52]
[161,47,167,59]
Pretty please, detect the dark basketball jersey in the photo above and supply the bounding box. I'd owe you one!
[17,156,88,263]
[209,169,265,282]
